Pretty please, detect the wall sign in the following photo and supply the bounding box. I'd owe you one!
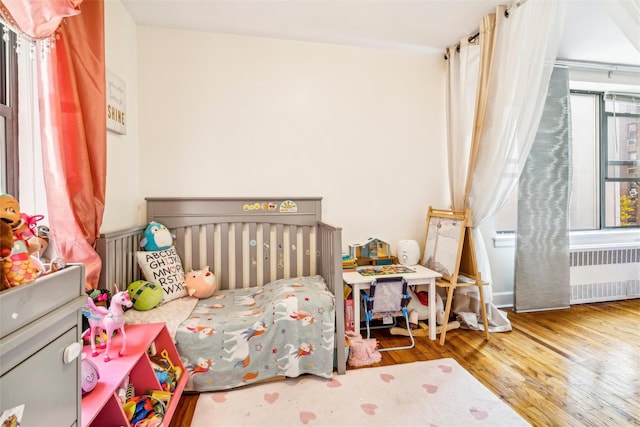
[106,69,126,134]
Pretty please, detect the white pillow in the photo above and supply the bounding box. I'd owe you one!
[136,246,188,304]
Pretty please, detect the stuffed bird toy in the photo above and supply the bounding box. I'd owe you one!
[140,221,175,251]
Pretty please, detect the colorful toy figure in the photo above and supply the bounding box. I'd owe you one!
[82,284,133,362]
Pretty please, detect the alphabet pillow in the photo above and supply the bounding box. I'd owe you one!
[136,246,188,304]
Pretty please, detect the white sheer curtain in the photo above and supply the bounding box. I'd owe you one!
[446,38,480,211]
[466,0,567,283]
[603,0,640,53]
[467,0,567,228]
[444,0,566,331]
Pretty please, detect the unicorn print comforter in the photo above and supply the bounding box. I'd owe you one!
[175,275,336,392]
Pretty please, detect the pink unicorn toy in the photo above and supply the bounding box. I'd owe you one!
[82,285,133,362]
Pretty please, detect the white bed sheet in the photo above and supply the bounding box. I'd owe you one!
[124,296,198,339]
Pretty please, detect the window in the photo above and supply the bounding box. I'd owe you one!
[496,88,640,231]
[0,23,19,196]
[603,93,640,227]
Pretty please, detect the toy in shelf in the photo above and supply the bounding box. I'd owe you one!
[82,284,133,362]
[149,349,183,393]
[81,354,101,395]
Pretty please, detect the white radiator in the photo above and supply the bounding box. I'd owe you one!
[570,247,640,304]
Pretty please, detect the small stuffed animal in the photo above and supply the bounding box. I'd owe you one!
[140,221,175,251]
[346,332,381,367]
[0,221,13,291]
[0,193,22,230]
[0,195,41,287]
[184,266,217,298]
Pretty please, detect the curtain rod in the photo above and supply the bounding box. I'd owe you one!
[444,0,528,59]
[555,60,640,75]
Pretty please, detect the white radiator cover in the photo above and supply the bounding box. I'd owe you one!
[570,247,640,304]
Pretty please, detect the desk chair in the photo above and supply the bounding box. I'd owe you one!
[360,276,414,351]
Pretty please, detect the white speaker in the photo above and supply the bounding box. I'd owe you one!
[397,240,420,265]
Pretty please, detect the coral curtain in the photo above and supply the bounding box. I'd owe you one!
[0,0,80,38]
[37,0,106,290]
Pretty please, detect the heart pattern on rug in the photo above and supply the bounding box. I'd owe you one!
[300,411,317,424]
[380,373,395,383]
[327,378,342,388]
[438,364,452,373]
[210,392,227,403]
[264,392,279,404]
[361,403,378,415]
[192,359,530,427]
[470,407,489,420]
[422,383,438,393]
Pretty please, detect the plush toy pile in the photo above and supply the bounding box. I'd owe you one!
[125,221,220,311]
[0,193,65,291]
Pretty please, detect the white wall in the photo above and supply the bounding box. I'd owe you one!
[102,0,142,231]
[135,27,449,253]
[104,3,640,307]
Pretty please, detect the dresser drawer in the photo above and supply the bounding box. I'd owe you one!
[1,326,80,426]
[0,264,84,339]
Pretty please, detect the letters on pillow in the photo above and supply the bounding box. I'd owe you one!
[136,246,188,304]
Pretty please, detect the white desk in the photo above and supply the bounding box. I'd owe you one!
[343,264,442,340]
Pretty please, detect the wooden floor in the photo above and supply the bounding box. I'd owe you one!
[169,298,640,427]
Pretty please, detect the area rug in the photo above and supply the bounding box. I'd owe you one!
[191,358,529,426]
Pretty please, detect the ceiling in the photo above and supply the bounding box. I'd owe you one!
[121,0,640,67]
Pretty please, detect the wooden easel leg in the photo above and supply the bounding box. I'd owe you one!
[477,273,490,341]
[439,285,456,346]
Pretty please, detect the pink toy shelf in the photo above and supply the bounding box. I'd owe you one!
[81,323,187,427]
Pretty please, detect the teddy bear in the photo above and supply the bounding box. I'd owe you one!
[0,193,42,287]
[0,221,13,291]
[184,266,217,298]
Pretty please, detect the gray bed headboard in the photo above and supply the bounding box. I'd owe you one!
[97,196,342,292]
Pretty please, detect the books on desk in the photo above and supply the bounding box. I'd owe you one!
[342,255,358,271]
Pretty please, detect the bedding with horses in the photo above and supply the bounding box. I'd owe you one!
[176,275,336,392]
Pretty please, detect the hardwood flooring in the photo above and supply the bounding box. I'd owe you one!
[169,299,640,427]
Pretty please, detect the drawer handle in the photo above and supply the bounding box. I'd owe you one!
[63,342,82,364]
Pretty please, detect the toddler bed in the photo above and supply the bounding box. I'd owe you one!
[95,197,346,392]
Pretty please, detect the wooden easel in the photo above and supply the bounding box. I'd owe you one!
[423,207,490,345]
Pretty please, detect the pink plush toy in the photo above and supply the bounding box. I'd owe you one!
[184,266,217,298]
[346,332,382,368]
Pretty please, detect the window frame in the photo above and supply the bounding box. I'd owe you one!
[0,25,19,197]
[600,91,640,228]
